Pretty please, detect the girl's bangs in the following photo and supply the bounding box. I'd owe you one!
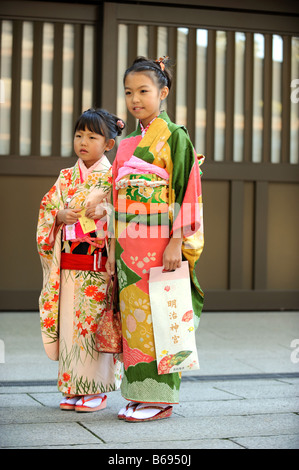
[74,113,105,136]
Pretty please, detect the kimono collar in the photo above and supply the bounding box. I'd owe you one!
[139,114,161,137]
[78,156,105,182]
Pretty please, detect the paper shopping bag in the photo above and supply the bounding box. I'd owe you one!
[149,261,200,375]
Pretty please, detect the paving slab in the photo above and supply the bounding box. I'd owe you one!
[233,434,299,450]
[6,439,243,450]
[176,396,299,418]
[0,422,101,448]
[0,392,43,408]
[80,412,299,444]
[210,378,299,400]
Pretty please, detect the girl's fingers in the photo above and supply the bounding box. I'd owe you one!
[85,210,96,219]
[65,209,81,224]
[163,259,181,271]
[106,263,115,276]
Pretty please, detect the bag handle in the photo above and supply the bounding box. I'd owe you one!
[106,275,118,311]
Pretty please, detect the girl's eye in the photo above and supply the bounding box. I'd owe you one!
[141,89,147,93]
[125,91,131,95]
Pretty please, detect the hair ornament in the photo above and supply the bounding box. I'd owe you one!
[155,56,169,72]
[116,119,125,129]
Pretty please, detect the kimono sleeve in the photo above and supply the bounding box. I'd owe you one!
[37,176,62,257]
[37,176,63,361]
[169,127,205,323]
[169,127,203,239]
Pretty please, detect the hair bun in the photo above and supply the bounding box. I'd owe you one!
[155,56,169,72]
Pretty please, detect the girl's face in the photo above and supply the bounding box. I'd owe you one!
[124,72,169,128]
[74,127,114,168]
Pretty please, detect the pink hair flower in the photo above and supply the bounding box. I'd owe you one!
[117,120,124,129]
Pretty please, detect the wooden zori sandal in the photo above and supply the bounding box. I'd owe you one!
[74,394,107,412]
[118,401,139,420]
[121,403,173,422]
[60,396,81,410]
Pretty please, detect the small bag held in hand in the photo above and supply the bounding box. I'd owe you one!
[95,275,122,353]
[149,261,200,375]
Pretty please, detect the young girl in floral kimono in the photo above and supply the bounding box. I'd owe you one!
[106,57,204,422]
[37,108,125,412]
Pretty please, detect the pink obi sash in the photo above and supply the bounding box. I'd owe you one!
[115,156,169,182]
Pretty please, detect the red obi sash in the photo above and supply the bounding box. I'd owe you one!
[61,252,107,272]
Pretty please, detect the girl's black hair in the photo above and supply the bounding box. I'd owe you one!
[123,56,172,91]
[74,108,125,141]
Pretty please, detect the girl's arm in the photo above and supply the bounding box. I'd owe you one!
[106,237,116,276]
[162,228,184,271]
[84,189,110,219]
[85,168,113,219]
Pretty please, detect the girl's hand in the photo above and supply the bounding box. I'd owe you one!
[162,234,183,271]
[85,200,107,220]
[106,255,116,277]
[106,238,116,276]
[56,208,81,225]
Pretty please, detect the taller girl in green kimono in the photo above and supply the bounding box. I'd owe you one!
[106,57,205,422]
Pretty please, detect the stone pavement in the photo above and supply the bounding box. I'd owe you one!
[0,311,299,450]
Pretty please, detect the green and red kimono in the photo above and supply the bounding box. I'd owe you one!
[112,111,204,404]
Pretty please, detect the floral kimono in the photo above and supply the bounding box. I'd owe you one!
[112,111,204,404]
[37,156,122,396]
